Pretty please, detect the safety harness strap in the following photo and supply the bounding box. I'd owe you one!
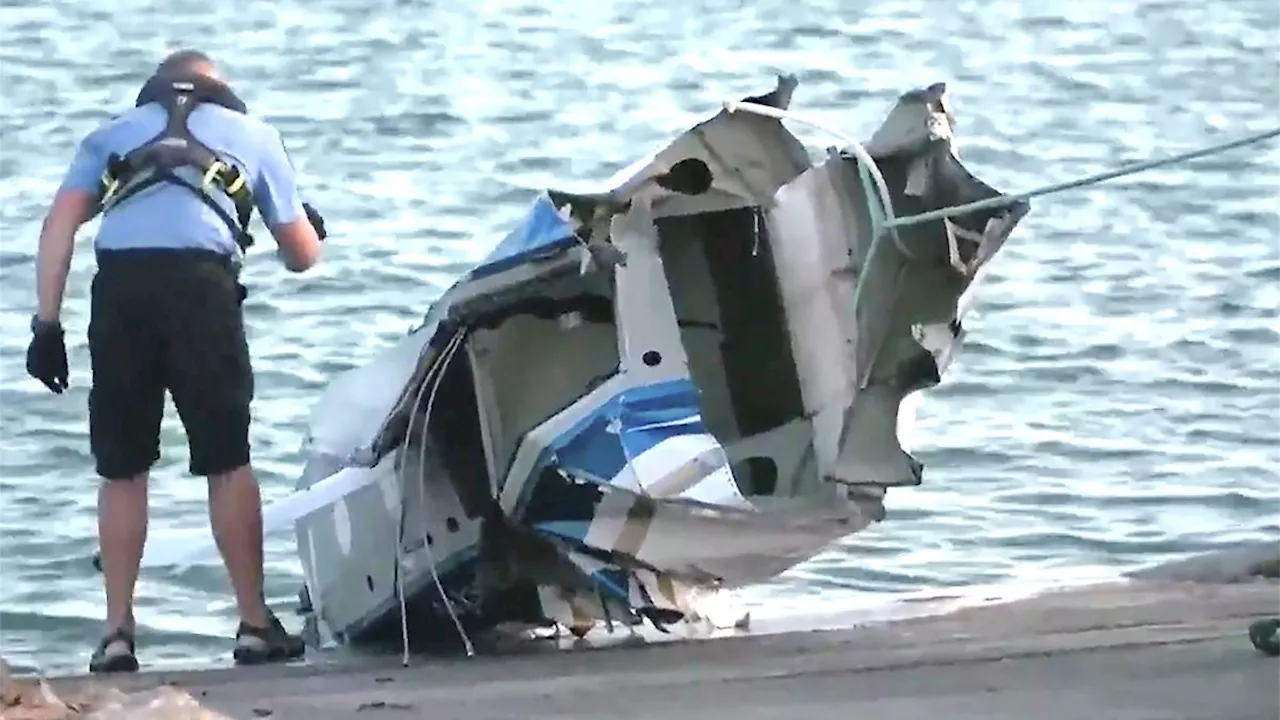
[99,76,257,252]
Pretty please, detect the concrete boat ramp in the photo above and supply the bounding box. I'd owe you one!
[4,545,1277,719]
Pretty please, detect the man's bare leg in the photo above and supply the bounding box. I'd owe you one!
[98,474,149,633]
[208,464,269,628]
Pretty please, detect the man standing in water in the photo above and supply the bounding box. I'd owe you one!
[25,49,326,673]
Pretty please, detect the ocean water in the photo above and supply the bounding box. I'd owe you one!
[0,0,1277,676]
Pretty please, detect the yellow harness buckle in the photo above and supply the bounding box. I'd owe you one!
[201,160,226,192]
[100,171,120,204]
[224,171,246,195]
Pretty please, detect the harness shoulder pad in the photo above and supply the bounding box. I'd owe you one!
[134,74,248,114]
[125,80,221,172]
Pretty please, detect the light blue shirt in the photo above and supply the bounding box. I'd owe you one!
[60,102,305,255]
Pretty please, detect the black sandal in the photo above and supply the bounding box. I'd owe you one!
[89,628,139,674]
[1249,618,1279,657]
[232,608,306,665]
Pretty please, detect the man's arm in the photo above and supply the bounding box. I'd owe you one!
[37,136,104,323]
[254,125,322,272]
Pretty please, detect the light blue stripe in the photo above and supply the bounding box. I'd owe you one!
[513,379,708,519]
[467,193,580,280]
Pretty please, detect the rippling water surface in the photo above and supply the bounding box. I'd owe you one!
[1,0,1277,676]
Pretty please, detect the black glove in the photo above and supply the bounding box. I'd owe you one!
[27,318,68,394]
[303,202,327,241]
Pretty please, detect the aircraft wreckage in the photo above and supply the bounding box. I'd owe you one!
[141,75,1032,652]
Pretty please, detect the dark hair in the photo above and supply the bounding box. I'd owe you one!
[155,49,216,78]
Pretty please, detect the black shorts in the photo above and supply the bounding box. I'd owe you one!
[88,248,254,479]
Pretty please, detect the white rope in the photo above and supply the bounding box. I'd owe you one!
[393,520,410,666]
[391,362,433,666]
[391,327,475,664]
[722,100,903,243]
[414,329,476,658]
